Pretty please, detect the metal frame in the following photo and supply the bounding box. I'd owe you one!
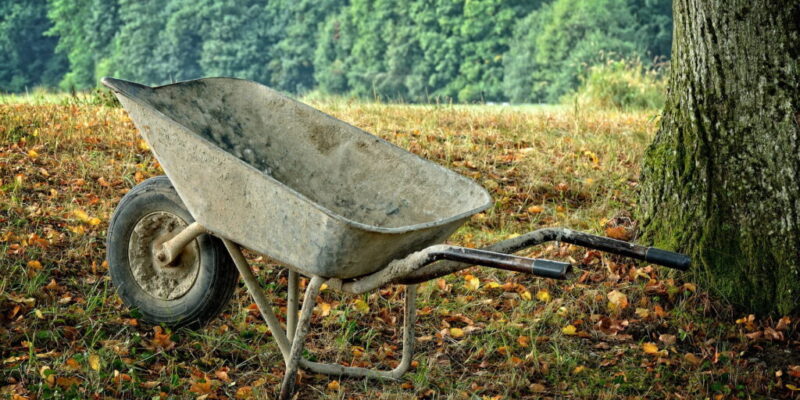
[155,225,687,399]
[222,239,418,399]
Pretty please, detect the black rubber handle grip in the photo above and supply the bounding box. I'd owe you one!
[531,259,572,279]
[645,248,691,270]
[435,247,571,279]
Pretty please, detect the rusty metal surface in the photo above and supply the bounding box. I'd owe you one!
[103,77,491,279]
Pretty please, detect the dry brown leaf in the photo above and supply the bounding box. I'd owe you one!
[684,353,703,366]
[530,383,546,393]
[607,290,628,311]
[659,334,676,345]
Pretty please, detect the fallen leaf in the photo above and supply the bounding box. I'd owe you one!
[327,380,340,391]
[464,275,480,291]
[215,368,230,382]
[684,353,703,366]
[659,334,676,346]
[527,205,544,214]
[39,365,55,385]
[353,299,369,313]
[520,290,532,301]
[88,354,100,371]
[450,327,465,339]
[72,209,90,222]
[572,365,586,374]
[517,335,530,348]
[484,281,501,289]
[607,290,628,311]
[535,289,551,302]
[562,325,577,336]
[642,342,665,356]
[604,226,630,241]
[318,302,332,317]
[150,326,175,350]
[530,383,546,393]
[235,386,253,399]
[189,379,213,395]
[64,358,80,371]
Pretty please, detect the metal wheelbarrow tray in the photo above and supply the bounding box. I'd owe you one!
[102,77,691,399]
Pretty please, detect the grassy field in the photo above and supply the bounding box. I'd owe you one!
[1,98,798,399]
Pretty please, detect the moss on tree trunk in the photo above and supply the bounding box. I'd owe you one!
[639,0,800,315]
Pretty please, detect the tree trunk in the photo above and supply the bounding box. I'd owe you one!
[639,0,800,315]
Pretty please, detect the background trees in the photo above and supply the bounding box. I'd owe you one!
[0,0,66,92]
[1,0,672,101]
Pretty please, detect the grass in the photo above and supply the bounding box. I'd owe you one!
[1,98,798,399]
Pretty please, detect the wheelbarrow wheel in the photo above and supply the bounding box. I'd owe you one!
[107,175,238,328]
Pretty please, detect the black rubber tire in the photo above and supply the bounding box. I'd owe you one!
[107,175,238,329]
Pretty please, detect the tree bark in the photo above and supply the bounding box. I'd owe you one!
[639,0,800,315]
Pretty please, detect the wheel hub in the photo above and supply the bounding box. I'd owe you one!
[128,212,200,300]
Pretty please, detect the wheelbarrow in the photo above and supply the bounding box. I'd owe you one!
[101,77,690,399]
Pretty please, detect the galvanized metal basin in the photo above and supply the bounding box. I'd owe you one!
[103,77,491,279]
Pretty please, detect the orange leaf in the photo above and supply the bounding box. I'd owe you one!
[604,226,630,240]
[527,205,544,214]
[150,326,175,350]
[684,353,703,366]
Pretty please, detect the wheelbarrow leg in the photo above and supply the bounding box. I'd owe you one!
[287,270,299,338]
[280,275,324,400]
[299,284,417,380]
[222,240,291,357]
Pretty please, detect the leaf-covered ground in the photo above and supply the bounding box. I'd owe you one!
[1,99,798,399]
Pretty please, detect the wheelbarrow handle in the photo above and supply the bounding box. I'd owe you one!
[431,247,571,279]
[395,228,691,286]
[554,231,691,271]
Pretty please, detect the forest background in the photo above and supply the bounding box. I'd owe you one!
[1,0,671,105]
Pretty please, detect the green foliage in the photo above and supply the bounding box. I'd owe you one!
[0,0,66,92]
[3,0,672,102]
[46,0,118,90]
[563,59,666,110]
[504,0,671,103]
